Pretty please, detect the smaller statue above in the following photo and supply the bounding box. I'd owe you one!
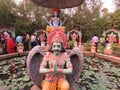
[46,7,66,33]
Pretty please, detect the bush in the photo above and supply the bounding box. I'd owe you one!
[112,43,120,52]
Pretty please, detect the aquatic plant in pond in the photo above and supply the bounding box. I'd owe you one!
[77,57,120,90]
[0,56,34,90]
[0,56,120,90]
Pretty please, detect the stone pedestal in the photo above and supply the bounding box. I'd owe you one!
[79,44,85,51]
[91,43,96,53]
[104,43,112,55]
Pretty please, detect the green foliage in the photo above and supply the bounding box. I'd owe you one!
[0,0,120,42]
[0,56,34,90]
[83,41,91,51]
[112,43,120,52]
[0,0,17,27]
[0,56,120,90]
[77,57,120,90]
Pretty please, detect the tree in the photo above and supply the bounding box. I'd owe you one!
[0,0,17,27]
[68,0,103,42]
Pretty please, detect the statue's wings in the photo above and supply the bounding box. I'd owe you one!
[26,45,46,89]
[66,47,84,88]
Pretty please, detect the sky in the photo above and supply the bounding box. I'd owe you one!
[101,0,116,12]
[15,0,116,12]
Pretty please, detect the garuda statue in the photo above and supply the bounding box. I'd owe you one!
[27,27,84,90]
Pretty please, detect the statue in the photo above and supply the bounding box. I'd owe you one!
[39,29,72,90]
[27,28,84,90]
[69,32,79,49]
[45,7,66,33]
[107,32,117,43]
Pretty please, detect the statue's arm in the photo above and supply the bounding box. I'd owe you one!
[44,16,53,27]
[39,57,53,74]
[58,58,73,74]
[59,18,66,27]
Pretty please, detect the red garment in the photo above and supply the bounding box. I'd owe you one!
[7,38,16,53]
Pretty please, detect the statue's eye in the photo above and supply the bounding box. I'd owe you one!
[53,45,56,48]
[57,45,60,48]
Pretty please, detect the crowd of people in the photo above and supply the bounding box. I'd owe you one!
[0,31,47,54]
[0,7,81,55]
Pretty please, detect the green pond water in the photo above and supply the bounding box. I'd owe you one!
[0,56,120,90]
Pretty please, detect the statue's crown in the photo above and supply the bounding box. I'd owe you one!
[47,27,67,48]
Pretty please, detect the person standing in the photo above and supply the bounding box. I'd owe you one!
[23,32,30,51]
[15,35,23,44]
[30,34,38,49]
[99,35,106,53]
[91,34,99,52]
[7,36,16,53]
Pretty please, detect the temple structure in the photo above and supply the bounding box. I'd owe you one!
[102,26,120,45]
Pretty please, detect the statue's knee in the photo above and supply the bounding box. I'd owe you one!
[60,84,70,90]
[58,79,70,90]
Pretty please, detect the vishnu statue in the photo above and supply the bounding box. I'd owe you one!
[45,7,66,33]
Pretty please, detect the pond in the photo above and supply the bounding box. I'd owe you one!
[0,56,120,90]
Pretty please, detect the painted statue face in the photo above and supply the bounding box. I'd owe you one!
[54,11,58,17]
[52,42,62,55]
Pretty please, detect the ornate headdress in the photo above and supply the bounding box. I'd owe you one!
[47,27,67,48]
[52,7,60,15]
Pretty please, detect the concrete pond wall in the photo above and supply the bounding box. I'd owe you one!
[0,50,120,64]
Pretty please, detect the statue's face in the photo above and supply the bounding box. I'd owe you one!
[52,42,62,55]
[54,11,58,17]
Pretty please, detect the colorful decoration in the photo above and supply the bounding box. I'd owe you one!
[27,28,84,90]
[67,30,82,49]
[107,32,117,43]
[103,27,120,44]
[46,25,65,33]
[47,27,67,48]
[45,7,66,33]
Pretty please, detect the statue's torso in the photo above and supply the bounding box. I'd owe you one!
[44,52,69,82]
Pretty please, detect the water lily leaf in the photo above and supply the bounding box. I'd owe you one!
[0,61,6,65]
[12,85,18,90]
[17,78,23,81]
[27,81,34,86]
[0,80,4,85]
[81,86,86,90]
[2,70,7,74]
[3,66,9,70]
[13,74,17,78]
[19,85,25,89]
[23,76,30,81]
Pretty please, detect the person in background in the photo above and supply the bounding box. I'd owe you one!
[7,34,16,53]
[30,34,38,48]
[2,31,9,54]
[99,35,106,53]
[15,35,23,44]
[23,32,30,51]
[91,34,99,52]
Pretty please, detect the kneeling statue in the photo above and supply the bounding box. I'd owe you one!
[27,28,84,90]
